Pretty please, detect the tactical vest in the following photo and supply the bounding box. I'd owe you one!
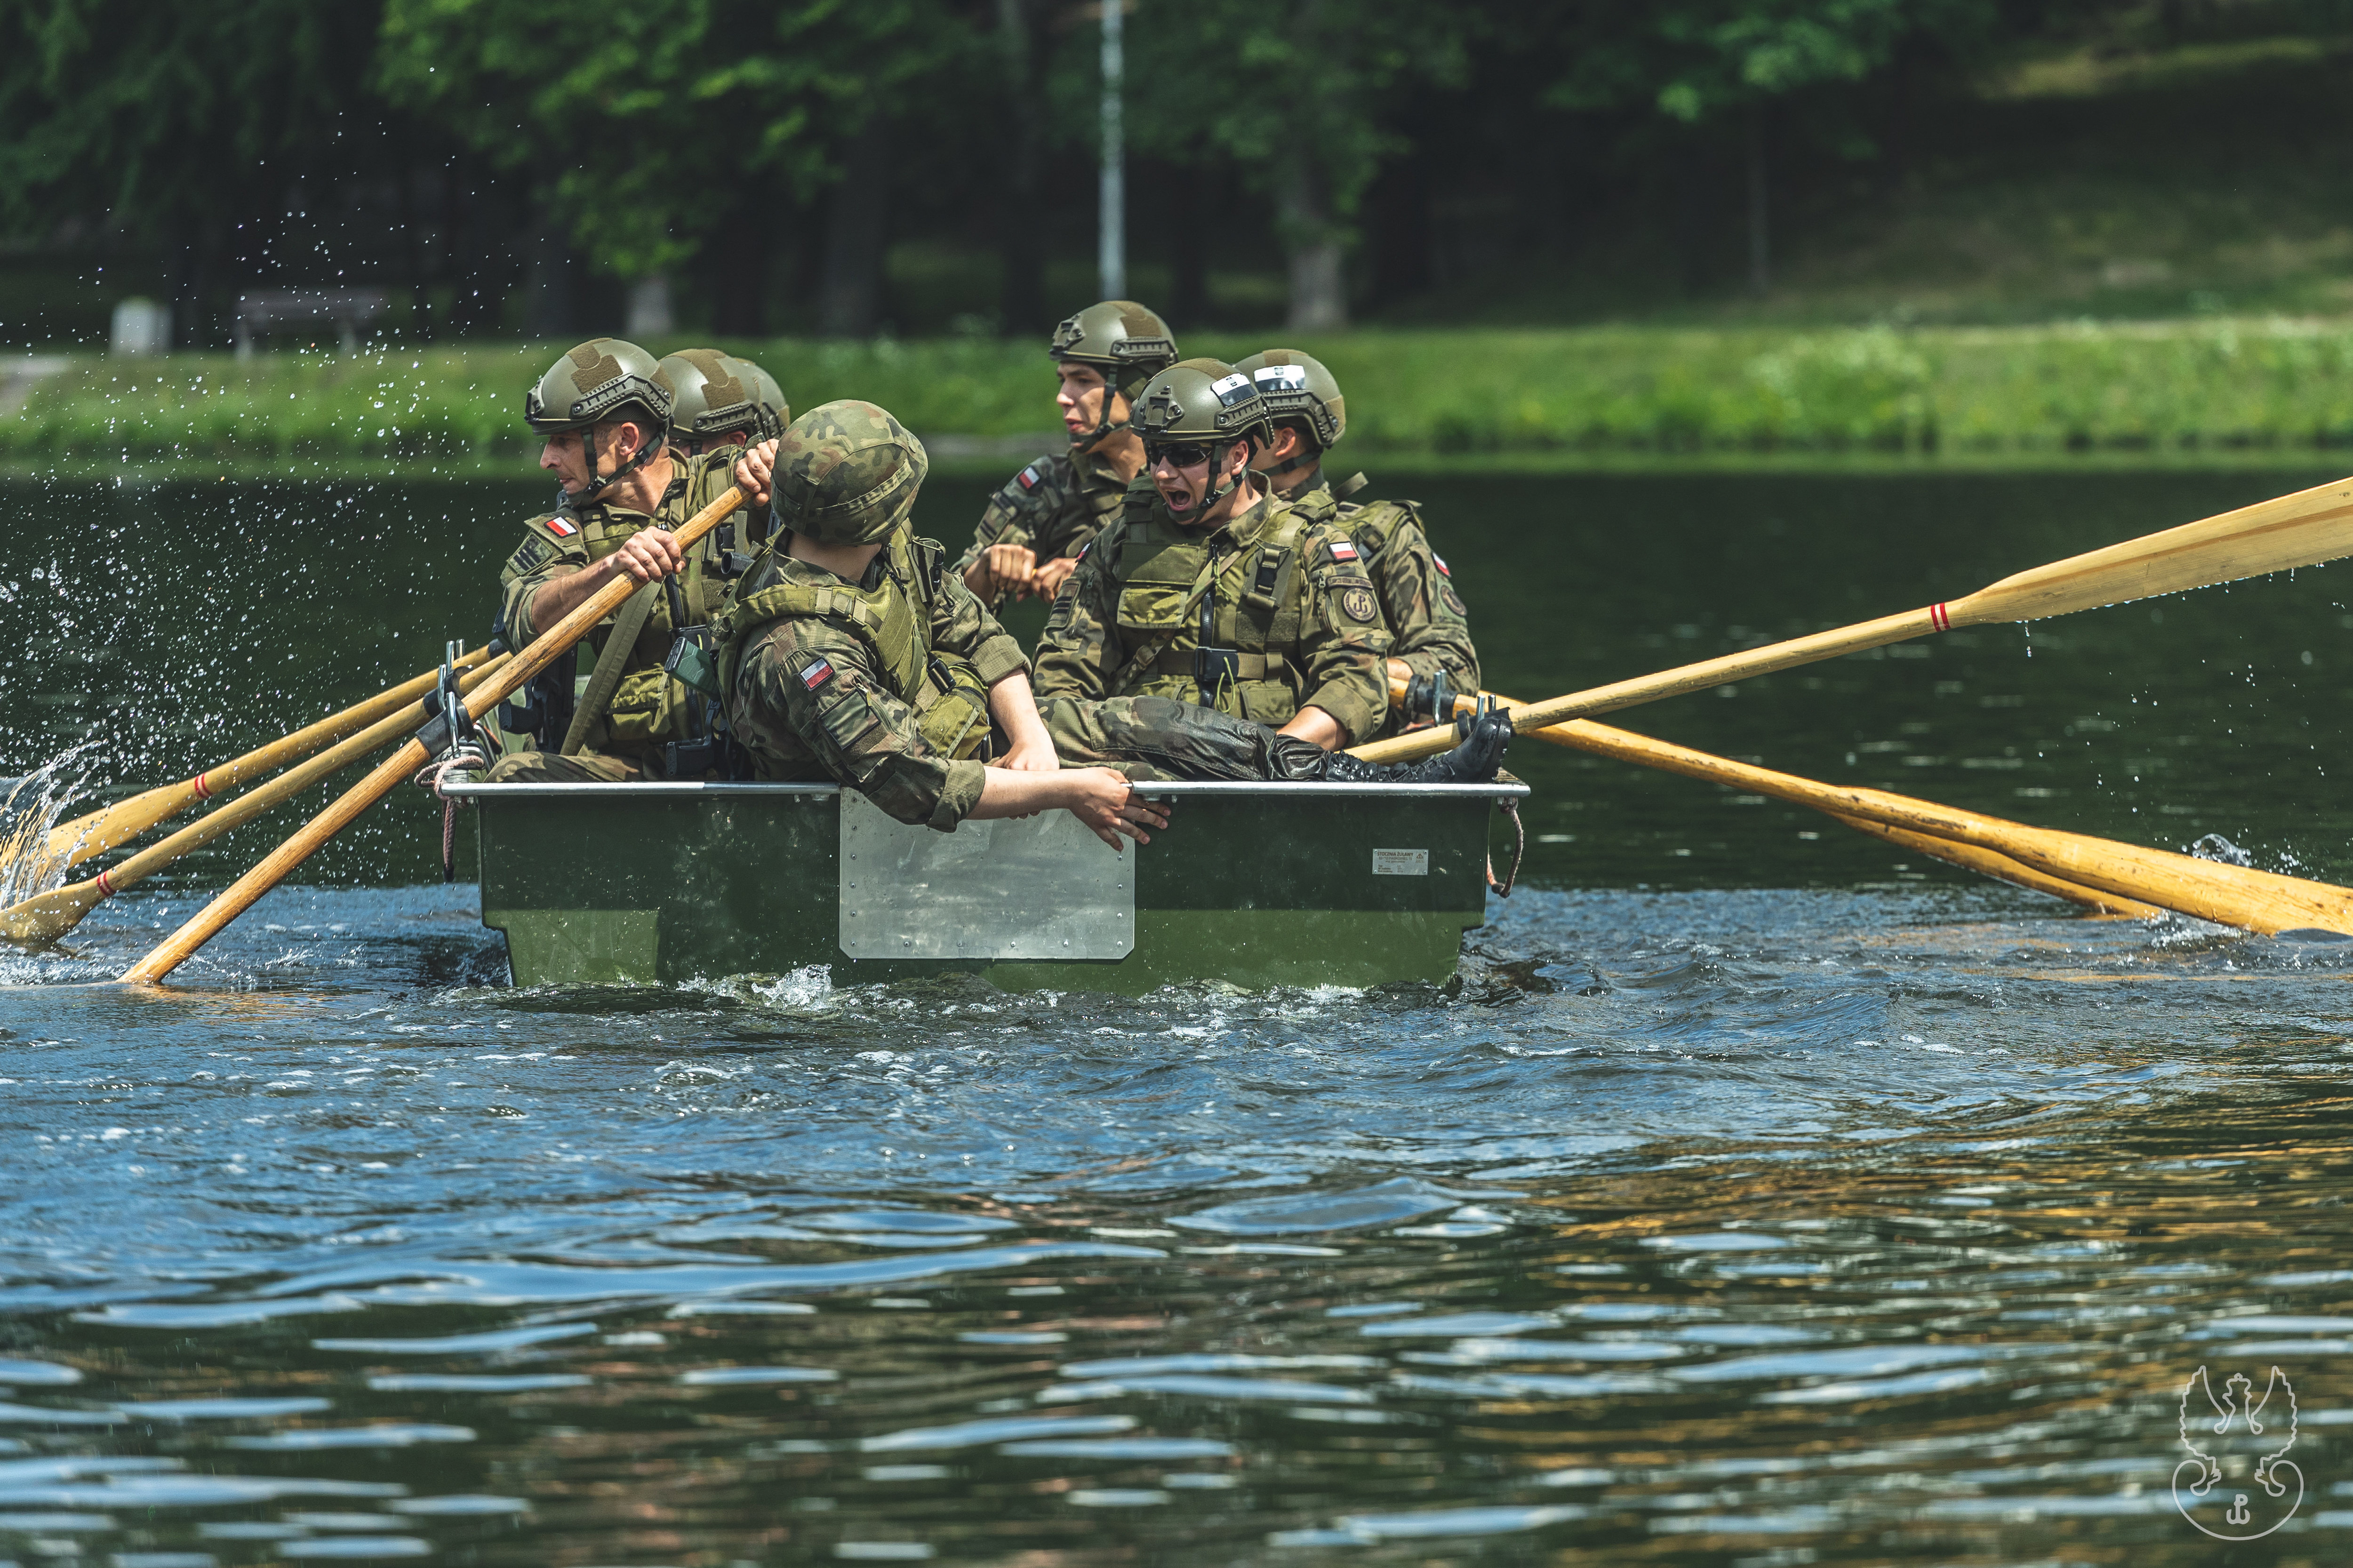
[1106,493,1322,726]
[554,459,745,758]
[722,531,993,762]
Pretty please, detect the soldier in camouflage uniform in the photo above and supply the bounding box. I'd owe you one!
[1237,349,1481,738]
[1030,359,1513,784]
[662,349,787,456]
[721,401,1168,846]
[954,301,1177,611]
[483,338,755,784]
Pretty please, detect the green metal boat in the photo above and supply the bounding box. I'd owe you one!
[446,777,1529,992]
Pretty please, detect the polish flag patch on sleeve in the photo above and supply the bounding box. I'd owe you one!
[1016,463,1043,491]
[1327,539,1359,564]
[1433,552,1451,576]
[799,657,835,690]
[545,516,579,537]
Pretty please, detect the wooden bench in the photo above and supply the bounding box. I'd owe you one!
[233,289,389,357]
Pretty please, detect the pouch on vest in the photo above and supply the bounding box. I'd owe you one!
[600,665,690,749]
[915,654,993,761]
[1117,584,1191,636]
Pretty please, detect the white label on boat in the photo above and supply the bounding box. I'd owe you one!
[1372,848,1429,877]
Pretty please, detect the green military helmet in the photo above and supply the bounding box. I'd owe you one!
[736,357,791,440]
[771,400,929,546]
[1134,357,1272,449]
[1235,349,1345,450]
[1049,300,1178,400]
[524,338,673,435]
[659,349,760,447]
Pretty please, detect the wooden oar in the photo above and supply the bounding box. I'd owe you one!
[1437,681,2351,933]
[121,487,744,985]
[1392,677,2155,916]
[2,655,512,944]
[45,649,493,870]
[1352,472,2353,765]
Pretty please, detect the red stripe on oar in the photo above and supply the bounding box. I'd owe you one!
[96,869,114,898]
[191,774,212,800]
[1929,602,1950,632]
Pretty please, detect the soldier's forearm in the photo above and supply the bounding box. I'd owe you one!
[526,559,622,626]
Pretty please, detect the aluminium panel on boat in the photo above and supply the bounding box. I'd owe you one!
[443,777,1528,993]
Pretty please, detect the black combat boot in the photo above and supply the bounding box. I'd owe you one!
[1298,704,1514,785]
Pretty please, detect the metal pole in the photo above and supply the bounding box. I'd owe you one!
[1098,0,1125,299]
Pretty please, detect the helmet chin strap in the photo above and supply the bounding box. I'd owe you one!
[1074,368,1138,450]
[575,421,665,505]
[1193,440,1255,517]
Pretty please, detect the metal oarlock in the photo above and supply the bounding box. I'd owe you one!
[411,640,496,883]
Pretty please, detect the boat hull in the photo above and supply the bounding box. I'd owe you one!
[446,779,1525,993]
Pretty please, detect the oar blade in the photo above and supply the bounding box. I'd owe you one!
[0,879,103,945]
[45,788,194,872]
[1957,474,2353,626]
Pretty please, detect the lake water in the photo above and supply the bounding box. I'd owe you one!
[0,464,2350,1564]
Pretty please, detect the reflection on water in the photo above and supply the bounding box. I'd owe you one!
[0,467,2351,1562]
[0,883,2347,1562]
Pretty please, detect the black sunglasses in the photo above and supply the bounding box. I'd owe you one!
[1144,441,1214,468]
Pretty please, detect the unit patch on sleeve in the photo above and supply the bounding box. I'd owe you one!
[504,537,553,576]
[1341,586,1378,624]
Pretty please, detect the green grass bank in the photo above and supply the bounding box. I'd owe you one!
[17,320,2353,469]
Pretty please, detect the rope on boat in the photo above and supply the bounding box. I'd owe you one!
[1488,797,1523,898]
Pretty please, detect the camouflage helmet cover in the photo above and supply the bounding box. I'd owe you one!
[659,348,760,440]
[1134,357,1272,449]
[525,338,673,434]
[1048,300,1178,400]
[771,400,930,546]
[736,358,791,440]
[1234,348,1346,450]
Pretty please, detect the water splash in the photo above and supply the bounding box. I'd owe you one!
[0,739,104,909]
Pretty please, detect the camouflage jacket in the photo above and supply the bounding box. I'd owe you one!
[725,530,1026,831]
[494,449,756,756]
[1030,482,1391,744]
[1283,469,1481,736]
[952,441,1134,604]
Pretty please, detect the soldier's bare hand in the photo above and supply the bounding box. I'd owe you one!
[1062,769,1169,851]
[966,542,1038,602]
[999,733,1060,773]
[734,440,779,507]
[1030,555,1080,600]
[608,529,685,584]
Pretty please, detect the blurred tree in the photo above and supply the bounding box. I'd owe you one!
[1121,0,1471,330]
[0,0,397,344]
[1548,0,2001,294]
[378,0,969,336]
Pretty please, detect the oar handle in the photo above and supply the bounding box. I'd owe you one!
[121,488,743,985]
[1351,607,1937,765]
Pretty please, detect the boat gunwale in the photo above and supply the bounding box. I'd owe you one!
[442,777,1531,802]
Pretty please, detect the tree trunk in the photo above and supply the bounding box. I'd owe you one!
[1745,108,1770,298]
[817,113,893,339]
[994,0,1048,334]
[524,201,577,340]
[1167,160,1210,328]
[709,190,771,337]
[1278,156,1347,332]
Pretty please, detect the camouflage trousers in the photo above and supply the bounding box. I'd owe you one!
[1039,696,1326,782]
[480,749,645,784]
